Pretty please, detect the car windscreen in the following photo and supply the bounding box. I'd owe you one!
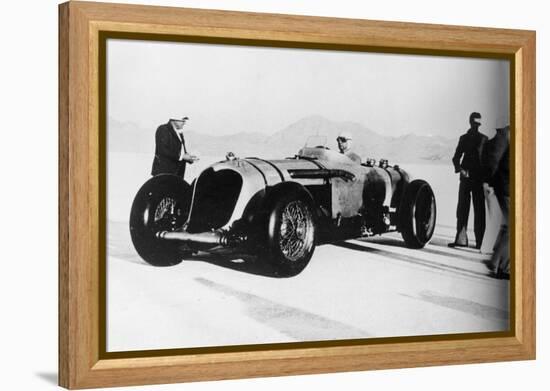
[304,135,327,149]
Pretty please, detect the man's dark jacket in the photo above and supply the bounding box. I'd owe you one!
[483,130,509,197]
[151,122,186,176]
[452,128,488,181]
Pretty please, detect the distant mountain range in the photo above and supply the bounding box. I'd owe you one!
[107,115,456,164]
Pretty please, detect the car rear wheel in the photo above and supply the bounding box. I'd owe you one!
[263,193,316,277]
[129,175,192,266]
[399,179,436,248]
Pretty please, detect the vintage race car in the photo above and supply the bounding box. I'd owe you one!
[130,138,436,276]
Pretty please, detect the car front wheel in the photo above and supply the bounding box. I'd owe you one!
[263,193,316,277]
[129,174,192,266]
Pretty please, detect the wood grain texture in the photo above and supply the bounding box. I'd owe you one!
[58,3,70,387]
[518,33,536,354]
[58,1,536,389]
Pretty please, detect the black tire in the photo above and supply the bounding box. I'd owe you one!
[399,179,436,248]
[129,174,192,266]
[263,191,316,277]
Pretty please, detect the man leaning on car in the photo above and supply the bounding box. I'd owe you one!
[151,116,199,177]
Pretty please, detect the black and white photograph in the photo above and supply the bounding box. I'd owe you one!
[105,38,511,352]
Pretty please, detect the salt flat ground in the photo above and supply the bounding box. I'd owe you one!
[106,152,508,352]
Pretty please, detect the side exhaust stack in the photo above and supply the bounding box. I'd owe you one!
[156,230,224,245]
[156,230,246,248]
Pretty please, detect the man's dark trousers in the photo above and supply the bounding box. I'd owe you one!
[491,192,510,273]
[455,177,485,247]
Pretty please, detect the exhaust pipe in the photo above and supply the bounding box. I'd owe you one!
[156,230,224,245]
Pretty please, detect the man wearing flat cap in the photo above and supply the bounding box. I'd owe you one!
[336,131,361,164]
[151,116,199,177]
[449,112,488,249]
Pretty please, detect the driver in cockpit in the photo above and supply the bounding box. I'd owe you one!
[336,132,361,164]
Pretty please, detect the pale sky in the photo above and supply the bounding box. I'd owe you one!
[107,39,509,138]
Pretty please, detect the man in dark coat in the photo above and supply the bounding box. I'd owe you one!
[482,122,510,278]
[151,117,198,177]
[449,112,488,249]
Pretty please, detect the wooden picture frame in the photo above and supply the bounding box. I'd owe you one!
[59,1,536,389]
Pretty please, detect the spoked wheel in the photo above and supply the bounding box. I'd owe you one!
[399,179,436,248]
[264,193,316,277]
[279,200,316,261]
[129,174,192,266]
[152,196,183,234]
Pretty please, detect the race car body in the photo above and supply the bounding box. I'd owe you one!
[130,139,436,276]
